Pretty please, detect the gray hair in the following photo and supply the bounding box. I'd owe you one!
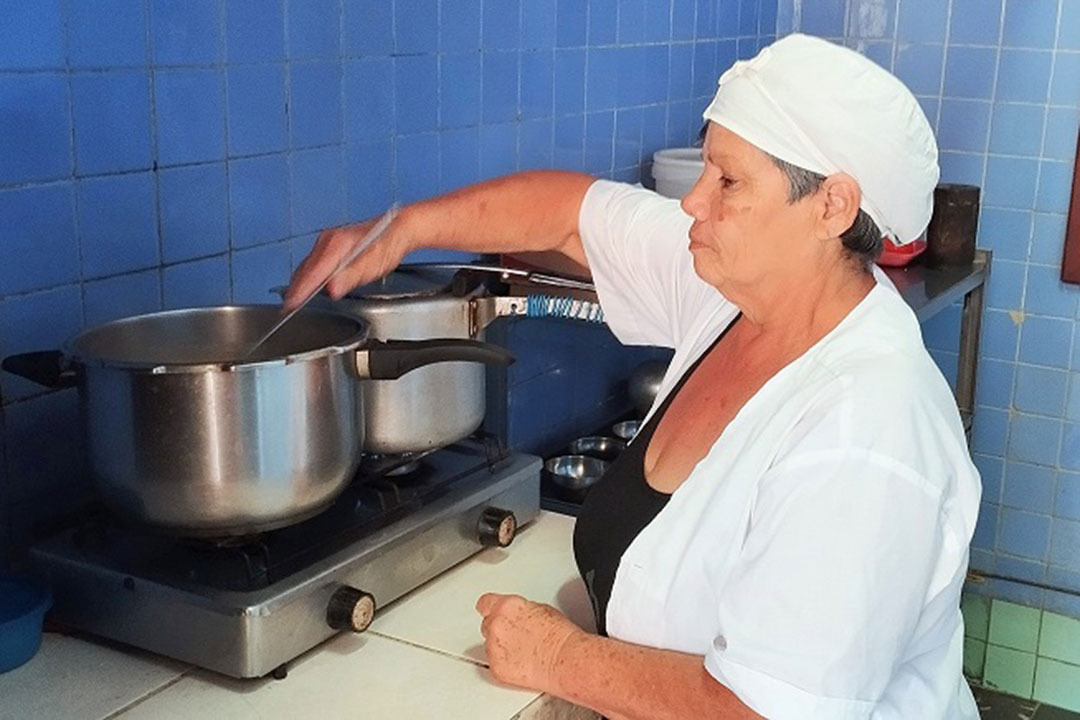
[766,153,883,265]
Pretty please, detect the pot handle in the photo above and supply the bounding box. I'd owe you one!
[356,339,514,381]
[2,351,79,389]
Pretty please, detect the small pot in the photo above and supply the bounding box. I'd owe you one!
[316,264,598,455]
[3,305,513,536]
[283,261,602,457]
[544,455,610,503]
[317,267,493,455]
[567,436,626,462]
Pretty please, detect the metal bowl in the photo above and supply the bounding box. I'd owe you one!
[567,436,626,462]
[544,455,610,503]
[612,420,641,441]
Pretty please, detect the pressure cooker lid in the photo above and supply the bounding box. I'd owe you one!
[344,266,457,300]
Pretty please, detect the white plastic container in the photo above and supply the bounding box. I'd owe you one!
[651,147,704,199]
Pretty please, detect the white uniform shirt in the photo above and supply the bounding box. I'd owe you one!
[577,180,981,719]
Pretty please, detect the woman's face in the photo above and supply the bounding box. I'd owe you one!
[680,123,822,298]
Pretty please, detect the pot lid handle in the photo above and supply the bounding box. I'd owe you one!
[2,351,79,389]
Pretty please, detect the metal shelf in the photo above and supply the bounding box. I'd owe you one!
[882,249,990,323]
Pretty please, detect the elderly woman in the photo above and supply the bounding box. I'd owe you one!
[286,35,980,719]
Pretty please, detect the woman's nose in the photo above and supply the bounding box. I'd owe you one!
[680,173,710,220]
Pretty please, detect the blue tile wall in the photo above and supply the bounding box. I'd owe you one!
[346,0,394,55]
[0,0,767,561]
[1059,472,1080,520]
[1003,462,1056,515]
[894,43,944,96]
[77,173,159,278]
[71,71,154,176]
[227,0,286,63]
[230,155,291,247]
[159,163,230,263]
[0,1,65,70]
[69,0,148,68]
[0,74,71,184]
[479,123,517,179]
[152,0,222,66]
[227,65,288,155]
[288,0,341,59]
[162,256,232,310]
[83,270,161,327]
[345,57,394,140]
[0,185,79,298]
[291,146,347,234]
[779,0,1080,617]
[944,46,998,100]
[154,69,226,166]
[289,62,344,148]
[399,0,441,54]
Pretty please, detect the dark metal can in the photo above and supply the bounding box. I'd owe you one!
[926,184,980,266]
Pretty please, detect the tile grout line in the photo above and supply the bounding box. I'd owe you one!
[367,629,490,668]
[99,668,195,720]
[978,0,1012,567]
[282,0,293,293]
[218,0,235,290]
[60,0,89,337]
[147,0,165,312]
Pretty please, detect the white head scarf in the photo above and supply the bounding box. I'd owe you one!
[702,33,939,245]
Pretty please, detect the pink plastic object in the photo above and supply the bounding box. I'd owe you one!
[876,234,927,267]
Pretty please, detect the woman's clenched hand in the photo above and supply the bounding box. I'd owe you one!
[476,593,583,693]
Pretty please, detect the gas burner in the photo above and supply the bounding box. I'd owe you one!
[191,534,266,549]
[181,535,273,591]
[357,433,508,481]
[358,447,439,479]
[384,459,421,477]
[27,439,541,679]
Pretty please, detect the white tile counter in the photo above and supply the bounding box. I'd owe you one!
[0,512,600,720]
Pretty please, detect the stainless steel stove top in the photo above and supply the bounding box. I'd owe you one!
[29,441,541,679]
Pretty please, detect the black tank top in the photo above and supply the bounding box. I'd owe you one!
[573,317,740,635]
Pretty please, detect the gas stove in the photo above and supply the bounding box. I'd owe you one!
[29,439,540,679]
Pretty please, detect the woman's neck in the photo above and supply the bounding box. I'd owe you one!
[727,257,876,350]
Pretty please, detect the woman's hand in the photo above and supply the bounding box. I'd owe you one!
[281,213,411,312]
[476,593,583,693]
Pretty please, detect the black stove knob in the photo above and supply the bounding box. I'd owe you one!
[326,586,376,633]
[477,507,517,548]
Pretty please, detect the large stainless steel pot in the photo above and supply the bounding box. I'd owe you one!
[3,305,513,537]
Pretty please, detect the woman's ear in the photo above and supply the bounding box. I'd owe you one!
[814,174,861,241]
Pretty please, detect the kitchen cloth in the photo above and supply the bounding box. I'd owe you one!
[703,33,939,245]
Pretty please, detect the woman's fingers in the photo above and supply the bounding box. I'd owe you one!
[476,592,502,617]
[282,221,381,311]
[326,239,397,299]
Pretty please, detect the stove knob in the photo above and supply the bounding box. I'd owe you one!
[477,507,517,548]
[326,586,376,633]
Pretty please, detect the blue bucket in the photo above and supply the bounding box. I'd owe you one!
[0,574,52,673]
